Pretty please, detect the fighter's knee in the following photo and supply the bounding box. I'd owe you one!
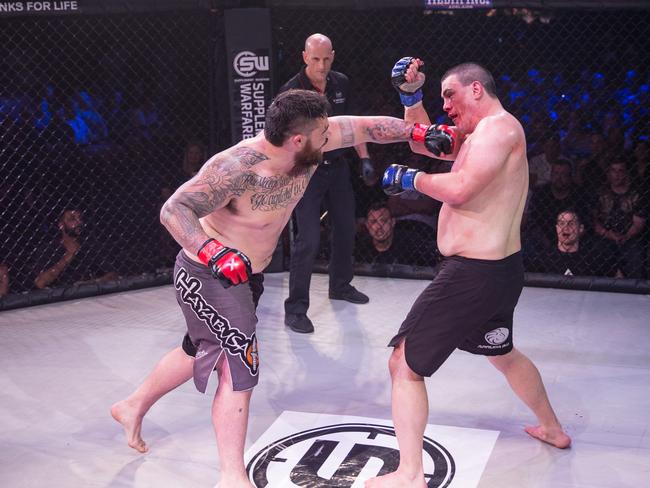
[388,342,422,381]
[388,347,402,376]
[488,347,520,372]
[488,354,506,372]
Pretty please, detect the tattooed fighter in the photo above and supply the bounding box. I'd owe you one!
[111,89,415,487]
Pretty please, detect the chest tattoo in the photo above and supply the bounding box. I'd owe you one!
[247,170,312,211]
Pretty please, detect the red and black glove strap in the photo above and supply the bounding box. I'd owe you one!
[197,238,227,266]
[410,123,429,143]
[411,123,455,152]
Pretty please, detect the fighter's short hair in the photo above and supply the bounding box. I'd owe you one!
[264,89,330,146]
[442,62,497,98]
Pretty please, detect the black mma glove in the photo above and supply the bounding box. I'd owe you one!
[411,123,455,157]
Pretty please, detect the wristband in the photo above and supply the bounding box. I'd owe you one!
[401,168,419,192]
[399,89,423,107]
[410,123,429,143]
[197,238,224,266]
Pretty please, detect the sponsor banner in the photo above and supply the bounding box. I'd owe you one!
[0,1,80,15]
[225,9,273,144]
[0,0,208,16]
[245,410,499,487]
[424,0,494,9]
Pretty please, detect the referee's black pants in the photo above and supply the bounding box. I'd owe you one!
[284,159,356,316]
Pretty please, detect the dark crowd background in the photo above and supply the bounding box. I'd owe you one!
[1,4,649,309]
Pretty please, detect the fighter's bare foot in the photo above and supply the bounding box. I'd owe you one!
[365,471,427,487]
[525,425,571,449]
[110,400,148,453]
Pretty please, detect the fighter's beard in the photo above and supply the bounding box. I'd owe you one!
[289,140,323,176]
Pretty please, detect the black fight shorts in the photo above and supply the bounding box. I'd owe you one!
[389,251,524,377]
[174,250,264,393]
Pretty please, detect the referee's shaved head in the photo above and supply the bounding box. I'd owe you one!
[304,33,333,52]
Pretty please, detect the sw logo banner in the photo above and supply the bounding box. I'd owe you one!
[245,411,499,487]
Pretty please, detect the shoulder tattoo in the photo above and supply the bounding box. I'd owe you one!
[232,147,269,168]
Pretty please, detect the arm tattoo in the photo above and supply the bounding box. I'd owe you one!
[160,147,270,251]
[338,116,356,147]
[364,117,411,143]
[160,197,208,252]
[176,192,215,217]
[185,148,270,215]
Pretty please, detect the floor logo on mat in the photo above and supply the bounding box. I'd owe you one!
[245,411,499,487]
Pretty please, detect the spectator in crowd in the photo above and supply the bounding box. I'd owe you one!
[593,159,647,278]
[182,140,207,179]
[528,134,566,188]
[606,125,628,154]
[355,201,437,267]
[161,140,208,199]
[33,208,119,289]
[528,209,617,276]
[527,158,589,249]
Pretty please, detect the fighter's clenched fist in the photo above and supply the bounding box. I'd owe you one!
[197,238,252,288]
[391,57,426,107]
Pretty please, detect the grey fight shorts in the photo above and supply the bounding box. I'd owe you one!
[174,250,264,393]
[389,251,524,377]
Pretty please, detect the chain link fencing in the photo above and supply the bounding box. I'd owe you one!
[1,4,649,309]
[272,6,650,283]
[0,8,225,307]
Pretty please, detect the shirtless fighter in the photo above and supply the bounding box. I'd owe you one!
[111,89,417,487]
[366,59,571,488]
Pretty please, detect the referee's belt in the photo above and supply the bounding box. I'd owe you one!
[321,157,344,166]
